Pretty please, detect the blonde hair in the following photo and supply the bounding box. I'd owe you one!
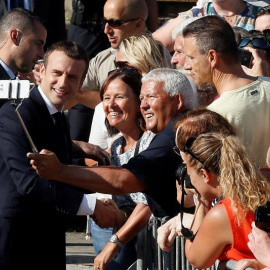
[188,133,270,216]
[119,33,171,75]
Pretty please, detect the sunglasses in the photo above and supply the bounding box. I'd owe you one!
[108,67,142,77]
[114,60,130,69]
[103,18,140,28]
[239,38,269,50]
[174,137,210,172]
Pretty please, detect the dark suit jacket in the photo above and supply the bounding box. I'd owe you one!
[0,87,84,270]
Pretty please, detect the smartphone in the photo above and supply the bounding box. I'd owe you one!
[238,48,252,68]
[254,202,270,233]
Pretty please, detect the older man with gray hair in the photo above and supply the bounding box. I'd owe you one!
[171,17,198,72]
[28,68,197,218]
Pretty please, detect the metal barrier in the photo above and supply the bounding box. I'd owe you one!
[128,217,217,270]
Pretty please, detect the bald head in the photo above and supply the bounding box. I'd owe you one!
[104,0,148,49]
[105,0,148,21]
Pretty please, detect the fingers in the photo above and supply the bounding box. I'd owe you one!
[27,149,53,159]
[96,153,110,166]
[100,198,112,205]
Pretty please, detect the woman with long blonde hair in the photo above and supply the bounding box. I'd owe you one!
[177,132,270,269]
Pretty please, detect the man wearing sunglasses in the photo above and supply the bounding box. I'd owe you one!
[65,0,148,113]
[183,15,270,168]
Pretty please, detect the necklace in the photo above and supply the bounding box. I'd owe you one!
[220,13,237,24]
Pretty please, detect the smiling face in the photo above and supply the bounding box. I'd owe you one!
[103,78,140,132]
[183,36,212,86]
[140,80,179,134]
[40,50,86,110]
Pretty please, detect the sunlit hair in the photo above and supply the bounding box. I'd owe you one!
[182,16,239,64]
[175,109,236,151]
[0,8,45,41]
[100,68,144,136]
[172,17,199,41]
[142,68,197,110]
[119,33,171,75]
[43,40,89,79]
[188,133,270,217]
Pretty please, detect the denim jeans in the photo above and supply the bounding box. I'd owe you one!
[90,220,137,270]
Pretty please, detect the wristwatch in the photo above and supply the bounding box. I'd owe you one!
[109,234,123,247]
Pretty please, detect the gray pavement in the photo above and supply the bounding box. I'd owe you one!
[66,232,95,270]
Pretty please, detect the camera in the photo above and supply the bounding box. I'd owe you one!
[255,201,270,233]
[238,48,252,68]
[175,163,194,189]
[0,80,31,99]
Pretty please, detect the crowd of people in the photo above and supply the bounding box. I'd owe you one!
[0,0,270,270]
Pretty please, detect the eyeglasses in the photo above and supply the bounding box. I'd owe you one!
[103,18,140,28]
[108,67,142,77]
[114,60,130,69]
[182,137,210,172]
[239,38,269,50]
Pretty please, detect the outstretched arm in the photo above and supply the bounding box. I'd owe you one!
[94,203,152,270]
[27,150,146,195]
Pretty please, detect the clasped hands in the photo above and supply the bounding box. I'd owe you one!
[92,198,127,229]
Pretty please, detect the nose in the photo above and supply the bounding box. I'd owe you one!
[104,23,112,35]
[171,52,177,66]
[140,98,149,110]
[57,74,68,88]
[104,96,117,108]
[38,47,44,59]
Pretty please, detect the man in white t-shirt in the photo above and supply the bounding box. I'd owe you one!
[182,15,270,168]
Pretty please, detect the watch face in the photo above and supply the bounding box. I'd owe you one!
[110,234,117,242]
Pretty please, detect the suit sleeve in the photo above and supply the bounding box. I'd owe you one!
[0,102,84,215]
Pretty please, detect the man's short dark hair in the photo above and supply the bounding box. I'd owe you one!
[0,8,45,37]
[43,40,89,79]
[255,5,270,20]
[182,15,239,64]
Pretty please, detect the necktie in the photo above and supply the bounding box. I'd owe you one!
[52,112,69,163]
[53,112,63,131]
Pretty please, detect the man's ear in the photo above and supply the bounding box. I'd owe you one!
[135,19,144,32]
[39,64,45,79]
[10,29,22,45]
[208,49,218,68]
[174,93,183,111]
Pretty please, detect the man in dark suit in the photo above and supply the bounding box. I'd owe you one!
[0,40,122,270]
[0,8,46,108]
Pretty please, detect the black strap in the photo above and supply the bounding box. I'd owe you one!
[180,176,195,241]
[134,131,144,156]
